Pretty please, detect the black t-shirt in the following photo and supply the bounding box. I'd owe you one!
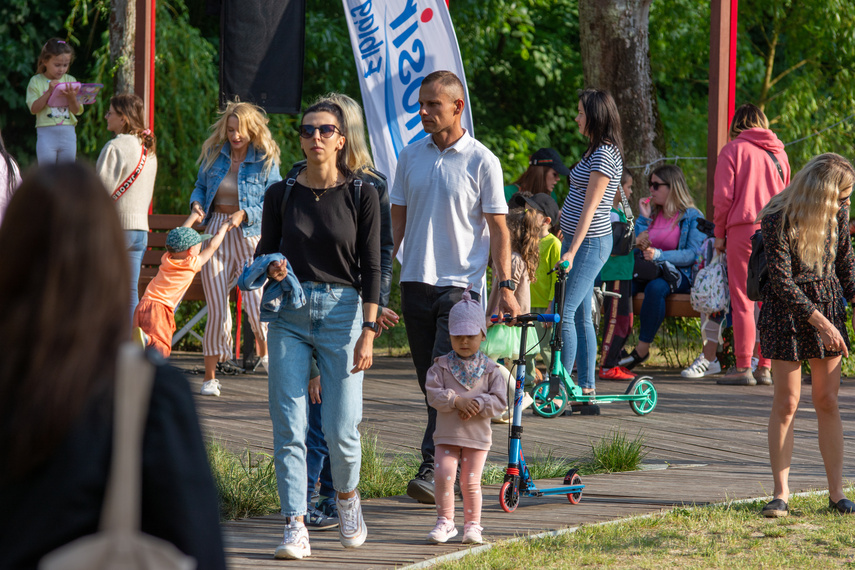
[257,178,381,304]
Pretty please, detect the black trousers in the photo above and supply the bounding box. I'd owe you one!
[400,282,480,470]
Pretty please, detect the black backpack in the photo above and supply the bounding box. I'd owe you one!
[745,149,784,301]
[746,229,767,301]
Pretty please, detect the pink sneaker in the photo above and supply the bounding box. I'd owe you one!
[427,517,458,543]
[462,522,484,544]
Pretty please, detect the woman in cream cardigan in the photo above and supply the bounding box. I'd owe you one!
[96,93,158,323]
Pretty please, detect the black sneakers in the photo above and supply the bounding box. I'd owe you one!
[619,349,649,371]
[406,467,436,504]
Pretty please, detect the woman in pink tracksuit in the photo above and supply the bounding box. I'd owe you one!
[714,104,790,386]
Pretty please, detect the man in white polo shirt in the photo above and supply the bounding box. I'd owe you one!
[391,70,520,504]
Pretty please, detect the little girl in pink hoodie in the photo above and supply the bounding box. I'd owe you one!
[425,285,507,545]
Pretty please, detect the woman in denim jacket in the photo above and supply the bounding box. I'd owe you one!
[189,100,282,396]
[621,165,706,369]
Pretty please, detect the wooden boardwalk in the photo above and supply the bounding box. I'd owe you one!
[170,353,855,568]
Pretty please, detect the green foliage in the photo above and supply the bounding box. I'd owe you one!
[588,429,648,474]
[207,442,279,521]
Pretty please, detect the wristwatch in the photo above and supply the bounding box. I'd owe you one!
[497,280,516,292]
[362,321,380,333]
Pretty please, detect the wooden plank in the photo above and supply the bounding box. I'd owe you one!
[632,293,698,317]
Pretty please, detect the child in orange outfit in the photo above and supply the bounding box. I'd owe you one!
[133,216,229,357]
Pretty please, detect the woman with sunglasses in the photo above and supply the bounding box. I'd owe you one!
[256,100,380,559]
[713,104,790,386]
[620,164,706,370]
[557,88,624,405]
[757,153,855,517]
[189,100,281,396]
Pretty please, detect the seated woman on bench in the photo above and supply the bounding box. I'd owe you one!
[621,164,706,369]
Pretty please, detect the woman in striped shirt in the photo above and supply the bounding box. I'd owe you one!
[558,89,624,403]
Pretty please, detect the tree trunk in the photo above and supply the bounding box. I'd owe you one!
[110,0,136,94]
[578,0,663,191]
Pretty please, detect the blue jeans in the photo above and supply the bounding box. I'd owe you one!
[560,235,612,390]
[635,274,690,343]
[126,230,147,326]
[268,282,363,517]
[306,400,335,504]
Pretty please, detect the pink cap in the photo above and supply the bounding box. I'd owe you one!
[448,284,486,337]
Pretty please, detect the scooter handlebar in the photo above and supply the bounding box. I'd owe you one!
[547,260,570,275]
[490,313,560,324]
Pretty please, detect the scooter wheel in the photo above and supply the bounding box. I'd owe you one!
[564,468,583,504]
[532,380,568,418]
[625,376,657,416]
[500,480,520,513]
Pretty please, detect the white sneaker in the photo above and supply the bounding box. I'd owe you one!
[259,355,269,373]
[274,520,311,560]
[462,522,484,544]
[200,379,221,396]
[336,492,367,548]
[751,356,759,372]
[681,355,721,378]
[427,517,458,543]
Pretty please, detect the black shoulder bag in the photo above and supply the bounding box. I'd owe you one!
[746,149,784,301]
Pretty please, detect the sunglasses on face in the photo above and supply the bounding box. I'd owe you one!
[649,181,670,191]
[839,194,852,205]
[297,124,342,139]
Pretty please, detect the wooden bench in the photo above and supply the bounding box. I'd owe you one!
[632,293,699,318]
[140,214,236,302]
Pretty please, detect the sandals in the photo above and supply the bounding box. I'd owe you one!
[761,498,789,518]
[829,497,855,514]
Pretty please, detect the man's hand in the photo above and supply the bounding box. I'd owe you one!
[308,376,321,405]
[375,307,400,338]
[267,259,288,282]
[497,287,521,321]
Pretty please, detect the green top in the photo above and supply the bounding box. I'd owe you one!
[531,233,562,308]
[599,207,634,281]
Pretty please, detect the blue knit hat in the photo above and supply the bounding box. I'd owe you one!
[166,226,212,252]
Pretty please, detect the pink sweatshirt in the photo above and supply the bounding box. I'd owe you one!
[425,354,508,451]
[713,128,790,239]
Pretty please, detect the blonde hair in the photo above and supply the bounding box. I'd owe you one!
[317,93,376,175]
[730,104,769,139]
[758,153,855,276]
[197,100,281,175]
[648,164,695,222]
[507,207,541,280]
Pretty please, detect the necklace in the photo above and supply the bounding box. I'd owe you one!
[306,177,343,201]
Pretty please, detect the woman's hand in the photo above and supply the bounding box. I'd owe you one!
[642,247,659,261]
[267,259,288,282]
[639,197,652,218]
[818,324,848,357]
[559,250,575,272]
[636,230,651,250]
[351,329,375,373]
[375,307,400,338]
[229,209,247,229]
[308,375,321,405]
[714,237,726,253]
[191,201,206,220]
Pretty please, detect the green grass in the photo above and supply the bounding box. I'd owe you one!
[208,429,648,520]
[433,490,855,569]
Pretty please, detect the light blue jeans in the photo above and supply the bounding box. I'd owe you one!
[560,234,612,390]
[36,125,76,164]
[126,229,148,326]
[267,282,363,517]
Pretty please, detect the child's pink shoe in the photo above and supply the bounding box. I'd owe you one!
[462,522,484,544]
[427,517,457,543]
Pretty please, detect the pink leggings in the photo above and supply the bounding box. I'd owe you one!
[726,223,770,369]
[435,444,488,524]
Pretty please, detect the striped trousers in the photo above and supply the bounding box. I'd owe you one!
[201,213,267,358]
